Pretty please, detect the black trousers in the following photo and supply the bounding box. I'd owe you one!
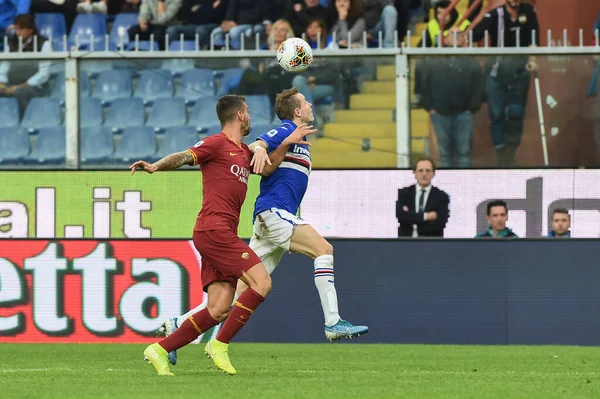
[128,23,167,50]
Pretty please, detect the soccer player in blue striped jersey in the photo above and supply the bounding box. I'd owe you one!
[161,88,368,365]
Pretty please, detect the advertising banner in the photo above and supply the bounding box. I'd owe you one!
[0,240,205,342]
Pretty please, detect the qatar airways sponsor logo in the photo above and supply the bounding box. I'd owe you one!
[230,164,249,184]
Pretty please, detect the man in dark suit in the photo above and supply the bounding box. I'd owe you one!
[396,158,450,237]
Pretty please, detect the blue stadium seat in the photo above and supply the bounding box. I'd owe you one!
[68,14,107,50]
[25,127,65,164]
[146,97,186,131]
[80,61,113,78]
[80,97,103,128]
[246,124,277,144]
[35,13,67,41]
[188,97,220,133]
[155,126,198,160]
[104,98,145,132]
[168,40,197,51]
[161,59,196,77]
[109,13,138,50]
[0,128,29,164]
[51,71,90,103]
[134,69,173,104]
[91,70,132,104]
[112,126,157,162]
[176,68,215,104]
[216,68,244,96]
[125,41,159,51]
[0,98,19,128]
[21,98,62,133]
[81,126,113,163]
[245,95,272,124]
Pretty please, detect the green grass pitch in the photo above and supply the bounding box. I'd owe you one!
[2,343,600,398]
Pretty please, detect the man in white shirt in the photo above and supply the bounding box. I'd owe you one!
[396,157,450,237]
[0,14,52,116]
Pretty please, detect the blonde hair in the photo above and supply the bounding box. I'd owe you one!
[269,19,295,49]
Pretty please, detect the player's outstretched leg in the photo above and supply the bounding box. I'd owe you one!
[205,263,271,375]
[290,224,369,341]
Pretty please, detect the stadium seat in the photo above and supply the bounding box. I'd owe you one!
[0,128,29,164]
[176,68,215,104]
[188,97,220,133]
[80,97,103,128]
[25,126,65,164]
[81,126,114,163]
[155,126,198,159]
[215,68,244,96]
[112,126,157,162]
[21,98,62,133]
[104,97,145,132]
[51,71,90,103]
[161,59,196,76]
[35,13,67,41]
[68,14,107,50]
[80,61,113,78]
[245,95,272,124]
[0,98,19,128]
[246,124,277,144]
[91,70,132,104]
[125,41,159,51]
[146,97,187,131]
[168,40,197,51]
[133,69,173,104]
[109,13,138,50]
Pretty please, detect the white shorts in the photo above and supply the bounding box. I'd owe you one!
[249,208,308,274]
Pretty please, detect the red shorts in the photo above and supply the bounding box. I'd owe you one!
[193,229,261,292]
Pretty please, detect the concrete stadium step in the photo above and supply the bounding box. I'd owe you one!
[411,109,430,138]
[335,110,394,123]
[376,65,395,81]
[311,150,397,168]
[312,137,396,152]
[363,81,395,94]
[323,123,396,138]
[350,94,395,110]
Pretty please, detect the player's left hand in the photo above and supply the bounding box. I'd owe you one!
[129,160,157,174]
[283,123,317,147]
[250,147,272,174]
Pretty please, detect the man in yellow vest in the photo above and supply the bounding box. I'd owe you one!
[418,0,470,47]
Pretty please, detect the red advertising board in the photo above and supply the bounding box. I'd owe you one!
[0,240,204,342]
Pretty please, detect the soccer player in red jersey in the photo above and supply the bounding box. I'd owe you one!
[130,95,314,376]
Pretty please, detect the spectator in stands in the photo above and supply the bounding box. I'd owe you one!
[396,157,450,237]
[0,0,30,46]
[77,0,108,14]
[329,0,366,48]
[165,0,227,49]
[476,200,518,238]
[210,0,272,49]
[291,17,338,125]
[129,0,182,50]
[414,37,483,167]
[469,0,539,166]
[121,0,141,13]
[417,0,469,47]
[0,14,50,116]
[362,0,397,48]
[547,208,571,238]
[305,17,334,49]
[30,0,77,31]
[286,0,332,38]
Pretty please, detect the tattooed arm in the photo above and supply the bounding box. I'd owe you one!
[129,150,194,174]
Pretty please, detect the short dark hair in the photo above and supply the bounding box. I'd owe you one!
[275,87,301,121]
[216,95,246,125]
[14,14,36,31]
[552,208,570,218]
[487,200,508,216]
[435,0,452,9]
[412,157,436,172]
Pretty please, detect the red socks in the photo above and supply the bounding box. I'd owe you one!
[159,308,218,353]
[216,288,265,344]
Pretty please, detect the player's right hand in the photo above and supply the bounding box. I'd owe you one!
[283,123,317,147]
[129,160,157,174]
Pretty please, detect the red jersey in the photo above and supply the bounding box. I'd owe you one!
[187,133,253,232]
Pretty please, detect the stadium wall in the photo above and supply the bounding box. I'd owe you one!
[0,239,598,346]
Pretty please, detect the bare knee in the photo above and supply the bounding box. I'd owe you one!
[236,279,249,297]
[316,241,334,257]
[249,274,272,298]
[207,304,230,322]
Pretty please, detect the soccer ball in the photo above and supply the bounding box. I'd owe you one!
[277,38,313,73]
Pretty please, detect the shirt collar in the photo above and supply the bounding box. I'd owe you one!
[417,184,432,193]
[282,119,297,130]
